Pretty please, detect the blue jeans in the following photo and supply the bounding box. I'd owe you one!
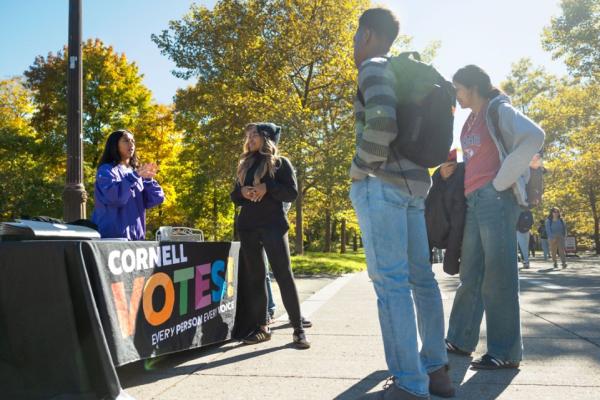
[350,177,447,397]
[447,182,523,362]
[541,238,549,260]
[516,231,530,265]
[264,250,276,316]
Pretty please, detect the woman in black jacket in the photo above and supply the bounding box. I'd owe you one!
[231,122,310,349]
[425,150,467,275]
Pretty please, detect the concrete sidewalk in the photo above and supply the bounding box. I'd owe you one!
[118,255,600,399]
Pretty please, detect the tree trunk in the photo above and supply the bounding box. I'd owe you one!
[340,219,346,254]
[212,185,218,241]
[331,218,338,245]
[590,188,600,255]
[324,208,332,252]
[295,178,304,255]
[353,232,358,252]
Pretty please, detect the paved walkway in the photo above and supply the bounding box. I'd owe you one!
[118,255,600,399]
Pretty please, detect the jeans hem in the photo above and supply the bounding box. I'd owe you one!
[394,381,429,398]
[425,363,447,374]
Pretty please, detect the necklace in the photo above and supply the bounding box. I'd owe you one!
[466,110,480,132]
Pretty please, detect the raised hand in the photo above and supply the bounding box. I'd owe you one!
[138,162,158,179]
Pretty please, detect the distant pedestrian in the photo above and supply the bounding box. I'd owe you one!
[529,233,537,258]
[545,207,567,268]
[537,219,549,260]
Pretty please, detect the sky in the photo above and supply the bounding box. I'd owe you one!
[0,0,567,148]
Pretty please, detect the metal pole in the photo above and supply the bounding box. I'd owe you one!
[64,0,87,221]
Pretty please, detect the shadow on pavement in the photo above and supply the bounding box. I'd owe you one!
[118,342,291,388]
[457,368,519,400]
[333,370,389,400]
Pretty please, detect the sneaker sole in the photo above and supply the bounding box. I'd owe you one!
[293,341,311,349]
[470,362,519,370]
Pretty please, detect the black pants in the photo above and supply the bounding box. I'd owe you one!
[238,227,302,330]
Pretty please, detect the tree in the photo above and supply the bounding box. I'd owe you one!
[542,0,600,79]
[503,60,600,254]
[133,104,187,235]
[153,0,369,249]
[23,39,167,218]
[0,78,58,219]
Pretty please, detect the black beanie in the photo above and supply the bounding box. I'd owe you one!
[256,123,281,144]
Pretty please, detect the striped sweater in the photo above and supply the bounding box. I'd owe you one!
[350,56,431,198]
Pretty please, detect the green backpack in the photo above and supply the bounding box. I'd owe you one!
[358,52,456,168]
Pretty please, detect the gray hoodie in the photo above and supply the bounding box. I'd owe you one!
[486,95,545,207]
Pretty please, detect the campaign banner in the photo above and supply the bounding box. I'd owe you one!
[84,241,239,366]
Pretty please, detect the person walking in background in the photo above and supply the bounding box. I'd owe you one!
[350,8,453,399]
[92,129,165,240]
[425,149,467,276]
[516,210,533,269]
[545,207,568,268]
[231,122,311,349]
[537,219,550,260]
[529,232,537,258]
[445,65,544,370]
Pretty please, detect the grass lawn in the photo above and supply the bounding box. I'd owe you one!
[291,250,366,275]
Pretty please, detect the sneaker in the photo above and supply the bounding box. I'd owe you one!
[445,339,471,356]
[301,316,312,328]
[554,262,558,268]
[242,328,271,345]
[292,329,311,349]
[428,365,455,398]
[523,263,529,269]
[562,263,567,269]
[470,354,519,370]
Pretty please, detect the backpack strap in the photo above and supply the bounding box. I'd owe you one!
[399,51,421,62]
[488,100,510,156]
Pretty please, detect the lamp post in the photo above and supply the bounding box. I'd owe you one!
[63,0,87,221]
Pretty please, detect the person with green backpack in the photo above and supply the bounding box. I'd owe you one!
[444,65,544,370]
[350,7,455,400]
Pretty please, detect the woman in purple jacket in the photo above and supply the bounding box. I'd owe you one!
[92,129,165,240]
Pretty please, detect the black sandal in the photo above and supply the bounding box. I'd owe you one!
[470,354,519,370]
[445,339,471,356]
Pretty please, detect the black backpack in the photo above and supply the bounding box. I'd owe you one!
[489,100,544,208]
[517,210,534,233]
[358,52,455,168]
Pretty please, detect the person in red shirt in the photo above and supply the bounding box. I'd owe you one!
[445,65,544,370]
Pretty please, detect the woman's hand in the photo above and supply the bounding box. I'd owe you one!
[138,163,158,179]
[252,183,267,202]
[440,161,457,180]
[241,186,256,200]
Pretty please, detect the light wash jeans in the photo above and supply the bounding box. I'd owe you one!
[447,182,523,363]
[516,231,530,265]
[350,177,447,397]
[541,238,549,260]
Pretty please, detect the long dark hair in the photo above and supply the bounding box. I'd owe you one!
[97,129,139,169]
[236,123,279,186]
[547,207,563,220]
[453,65,503,100]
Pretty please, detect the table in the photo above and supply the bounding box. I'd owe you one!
[0,240,240,399]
